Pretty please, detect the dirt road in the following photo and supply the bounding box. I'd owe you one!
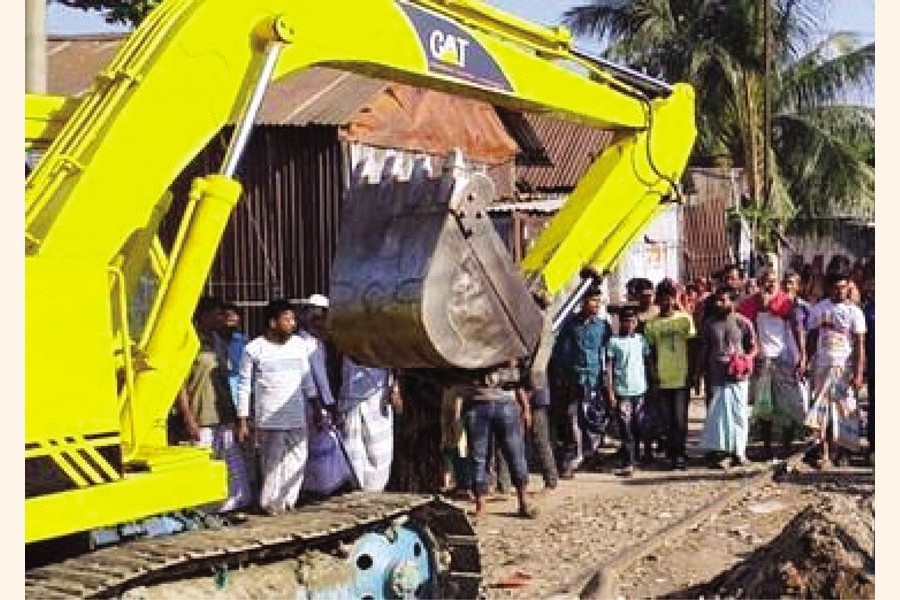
[472,397,874,599]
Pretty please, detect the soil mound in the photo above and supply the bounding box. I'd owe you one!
[683,492,874,599]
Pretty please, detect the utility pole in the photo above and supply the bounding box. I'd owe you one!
[25,0,48,93]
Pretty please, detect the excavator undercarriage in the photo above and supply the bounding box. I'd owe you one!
[25,494,479,599]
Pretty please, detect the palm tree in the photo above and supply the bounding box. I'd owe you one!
[562,0,874,245]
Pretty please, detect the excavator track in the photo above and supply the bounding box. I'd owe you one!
[25,493,481,599]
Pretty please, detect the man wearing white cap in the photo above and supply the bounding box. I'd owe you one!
[297,294,353,496]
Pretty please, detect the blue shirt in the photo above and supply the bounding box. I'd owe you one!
[553,314,612,388]
[606,334,650,397]
[226,331,248,405]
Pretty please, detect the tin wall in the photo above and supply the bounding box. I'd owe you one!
[606,204,683,303]
[681,168,744,280]
[163,125,344,336]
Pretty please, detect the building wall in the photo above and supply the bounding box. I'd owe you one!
[681,168,745,280]
[607,205,682,303]
[784,222,874,270]
[163,125,345,335]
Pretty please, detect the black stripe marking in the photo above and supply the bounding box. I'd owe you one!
[24,443,124,499]
[76,449,115,483]
[56,450,94,485]
[96,444,123,474]
[25,443,39,451]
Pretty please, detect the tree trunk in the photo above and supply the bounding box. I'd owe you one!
[740,70,767,256]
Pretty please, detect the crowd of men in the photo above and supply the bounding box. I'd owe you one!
[538,257,874,480]
[171,294,398,515]
[442,256,874,517]
[173,253,874,520]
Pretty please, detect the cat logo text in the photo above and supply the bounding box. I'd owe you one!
[429,29,470,68]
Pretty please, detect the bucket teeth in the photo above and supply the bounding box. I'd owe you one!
[330,150,542,369]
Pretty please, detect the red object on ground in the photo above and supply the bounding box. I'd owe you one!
[491,571,534,589]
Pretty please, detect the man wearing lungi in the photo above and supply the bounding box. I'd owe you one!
[236,300,316,515]
[805,272,867,468]
[695,287,758,467]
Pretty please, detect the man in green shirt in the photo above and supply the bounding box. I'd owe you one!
[644,279,696,470]
[177,297,252,512]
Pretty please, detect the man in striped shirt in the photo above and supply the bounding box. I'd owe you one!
[236,299,316,515]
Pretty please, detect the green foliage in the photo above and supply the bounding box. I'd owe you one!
[562,0,875,236]
[52,0,159,27]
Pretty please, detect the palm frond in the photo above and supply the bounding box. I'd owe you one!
[778,37,874,112]
[774,113,874,219]
[562,0,640,40]
[773,0,829,61]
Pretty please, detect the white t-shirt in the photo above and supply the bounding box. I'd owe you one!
[808,299,866,368]
[236,335,316,430]
[756,311,792,360]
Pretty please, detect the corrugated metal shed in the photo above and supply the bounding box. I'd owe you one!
[681,168,743,280]
[494,108,551,165]
[261,68,387,126]
[47,34,121,96]
[163,125,345,336]
[342,85,519,166]
[503,112,617,193]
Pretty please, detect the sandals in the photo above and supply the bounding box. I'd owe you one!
[517,505,540,519]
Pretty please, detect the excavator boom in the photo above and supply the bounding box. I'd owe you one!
[25,0,695,547]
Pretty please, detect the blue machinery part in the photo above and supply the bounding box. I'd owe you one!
[347,521,435,599]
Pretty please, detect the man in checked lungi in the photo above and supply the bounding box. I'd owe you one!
[737,268,808,461]
[338,356,398,492]
[805,271,867,469]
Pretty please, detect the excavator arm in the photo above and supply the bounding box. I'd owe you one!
[25,0,694,543]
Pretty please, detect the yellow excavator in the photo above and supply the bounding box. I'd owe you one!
[25,0,695,596]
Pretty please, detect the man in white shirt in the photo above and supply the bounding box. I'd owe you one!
[737,268,806,460]
[236,299,315,515]
[805,272,867,468]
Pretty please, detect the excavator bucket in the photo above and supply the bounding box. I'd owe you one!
[329,150,543,369]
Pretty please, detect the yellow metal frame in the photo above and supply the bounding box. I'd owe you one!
[26,446,226,543]
[25,94,80,151]
[25,0,695,543]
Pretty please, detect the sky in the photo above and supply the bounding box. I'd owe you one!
[47,0,875,44]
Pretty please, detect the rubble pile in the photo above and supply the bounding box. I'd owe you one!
[696,492,874,599]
